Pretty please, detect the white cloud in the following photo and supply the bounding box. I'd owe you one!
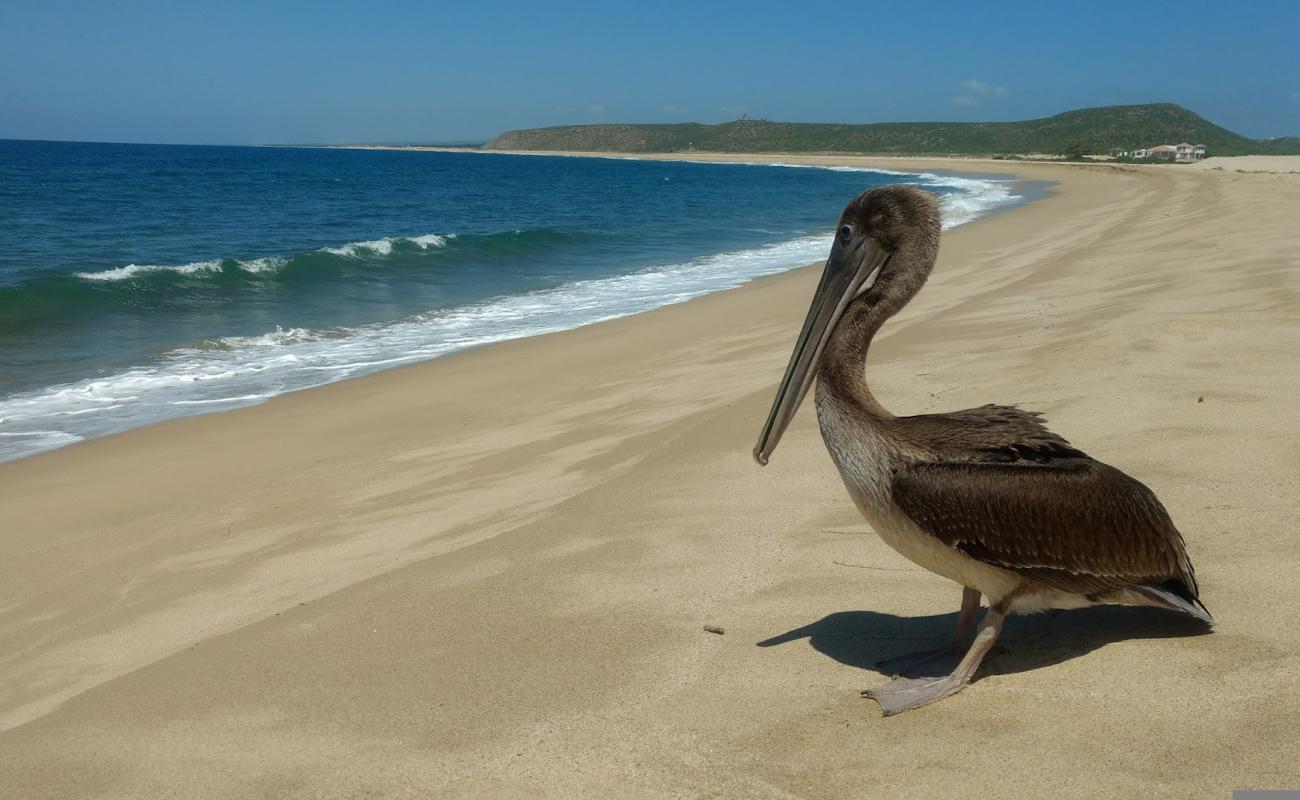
[587,104,606,115]
[949,78,1009,108]
[961,78,1009,97]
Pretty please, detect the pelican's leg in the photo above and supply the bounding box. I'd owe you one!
[952,586,981,641]
[874,587,981,676]
[862,601,1005,716]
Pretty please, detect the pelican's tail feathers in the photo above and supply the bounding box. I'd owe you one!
[1132,580,1213,624]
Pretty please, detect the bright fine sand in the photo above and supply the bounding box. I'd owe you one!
[2,155,1299,798]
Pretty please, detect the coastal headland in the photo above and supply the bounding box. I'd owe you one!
[2,154,1298,797]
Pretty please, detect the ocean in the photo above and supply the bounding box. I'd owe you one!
[0,140,1025,462]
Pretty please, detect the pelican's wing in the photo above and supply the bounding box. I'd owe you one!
[898,404,1086,463]
[891,458,1202,603]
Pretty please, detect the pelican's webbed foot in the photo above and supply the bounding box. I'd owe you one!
[861,674,968,715]
[862,599,1006,717]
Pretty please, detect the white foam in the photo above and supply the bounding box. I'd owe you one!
[215,326,325,348]
[47,404,126,416]
[321,238,394,257]
[936,180,1018,228]
[320,233,451,257]
[410,233,453,249]
[75,260,222,281]
[236,256,287,272]
[670,159,1020,228]
[73,232,453,282]
[0,430,84,459]
[74,256,287,282]
[0,430,84,442]
[0,234,835,459]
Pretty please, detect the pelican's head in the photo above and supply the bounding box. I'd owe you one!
[753,185,940,465]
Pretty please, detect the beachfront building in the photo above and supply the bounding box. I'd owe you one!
[1115,143,1206,161]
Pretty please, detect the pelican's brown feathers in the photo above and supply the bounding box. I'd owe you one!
[891,455,1203,608]
[888,404,1203,613]
[896,403,1085,462]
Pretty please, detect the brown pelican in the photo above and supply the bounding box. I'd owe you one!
[754,184,1210,716]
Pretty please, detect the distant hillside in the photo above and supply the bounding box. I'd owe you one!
[1257,136,1300,154]
[485,104,1299,157]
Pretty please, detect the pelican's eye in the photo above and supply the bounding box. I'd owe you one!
[838,224,854,243]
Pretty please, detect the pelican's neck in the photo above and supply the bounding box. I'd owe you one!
[818,298,893,419]
[817,242,933,421]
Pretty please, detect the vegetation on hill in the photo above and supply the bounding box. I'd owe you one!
[485,104,1299,158]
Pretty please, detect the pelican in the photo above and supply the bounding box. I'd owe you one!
[754,184,1210,716]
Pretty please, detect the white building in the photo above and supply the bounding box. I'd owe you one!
[1173,143,1207,161]
[1113,143,1206,161]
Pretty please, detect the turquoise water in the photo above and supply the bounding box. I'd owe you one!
[0,140,1024,461]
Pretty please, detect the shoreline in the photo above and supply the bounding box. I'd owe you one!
[0,154,1034,465]
[3,155,1299,796]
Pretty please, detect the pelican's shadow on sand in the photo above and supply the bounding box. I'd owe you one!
[757,606,1212,679]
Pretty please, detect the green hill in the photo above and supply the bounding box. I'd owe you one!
[485,104,1298,157]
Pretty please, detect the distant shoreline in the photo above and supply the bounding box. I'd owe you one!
[293,142,1300,175]
[293,141,1091,162]
[291,141,1203,168]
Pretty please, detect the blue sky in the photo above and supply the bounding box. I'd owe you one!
[2,0,1297,144]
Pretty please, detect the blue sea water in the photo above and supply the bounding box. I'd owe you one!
[0,140,1024,461]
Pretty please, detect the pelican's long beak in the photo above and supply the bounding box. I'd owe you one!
[753,235,891,465]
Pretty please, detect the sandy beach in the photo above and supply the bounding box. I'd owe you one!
[2,154,1299,797]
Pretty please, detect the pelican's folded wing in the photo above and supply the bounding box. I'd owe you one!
[890,459,1200,600]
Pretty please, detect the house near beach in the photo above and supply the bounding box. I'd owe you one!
[1113,143,1207,161]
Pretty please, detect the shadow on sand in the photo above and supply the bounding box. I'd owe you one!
[757,605,1212,679]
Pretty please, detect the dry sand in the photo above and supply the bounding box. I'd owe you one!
[2,155,1298,798]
